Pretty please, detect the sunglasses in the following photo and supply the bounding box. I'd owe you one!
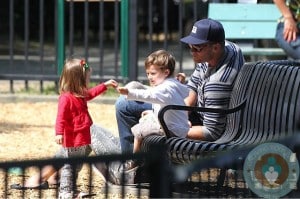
[80,60,90,71]
[189,43,212,52]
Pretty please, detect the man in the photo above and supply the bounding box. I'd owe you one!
[115,18,245,153]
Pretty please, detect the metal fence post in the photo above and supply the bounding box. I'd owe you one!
[121,0,138,81]
[148,143,172,197]
[128,0,138,81]
[120,0,129,79]
[57,0,65,75]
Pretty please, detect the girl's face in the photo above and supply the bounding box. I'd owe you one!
[146,64,169,86]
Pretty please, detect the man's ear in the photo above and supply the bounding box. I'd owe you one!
[212,43,220,51]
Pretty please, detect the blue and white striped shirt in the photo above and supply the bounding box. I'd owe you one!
[187,41,245,141]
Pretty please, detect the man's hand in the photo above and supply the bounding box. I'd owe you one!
[176,73,186,84]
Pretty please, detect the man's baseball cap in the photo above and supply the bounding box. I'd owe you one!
[180,18,225,45]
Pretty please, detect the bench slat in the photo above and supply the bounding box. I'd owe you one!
[241,48,285,56]
[209,3,281,21]
[209,3,280,39]
[208,3,286,58]
[221,22,277,39]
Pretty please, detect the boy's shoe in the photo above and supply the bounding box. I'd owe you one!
[123,160,138,171]
[108,161,139,185]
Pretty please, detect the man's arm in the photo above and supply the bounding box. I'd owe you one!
[184,89,197,106]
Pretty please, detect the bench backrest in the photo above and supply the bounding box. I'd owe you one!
[140,61,300,164]
[220,61,300,146]
[208,3,281,39]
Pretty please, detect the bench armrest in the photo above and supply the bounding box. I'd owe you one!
[158,99,246,138]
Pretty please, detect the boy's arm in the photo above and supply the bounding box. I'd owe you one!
[117,87,129,95]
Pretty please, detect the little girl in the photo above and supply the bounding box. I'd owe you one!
[55,58,118,198]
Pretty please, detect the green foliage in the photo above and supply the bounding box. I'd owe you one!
[18,84,58,95]
[104,87,119,97]
[43,84,59,95]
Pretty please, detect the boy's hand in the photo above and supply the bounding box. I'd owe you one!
[117,87,129,95]
[55,135,63,145]
[141,110,151,117]
[104,79,118,88]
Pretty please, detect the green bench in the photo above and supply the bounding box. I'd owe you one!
[208,3,286,60]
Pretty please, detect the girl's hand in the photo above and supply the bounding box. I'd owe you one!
[104,79,118,88]
[117,87,129,95]
[55,135,63,145]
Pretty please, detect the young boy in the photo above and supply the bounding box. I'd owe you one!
[118,50,190,160]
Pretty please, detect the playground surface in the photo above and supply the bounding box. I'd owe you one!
[0,100,124,198]
[1,101,118,161]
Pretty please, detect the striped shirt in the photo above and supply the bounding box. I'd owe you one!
[187,41,245,141]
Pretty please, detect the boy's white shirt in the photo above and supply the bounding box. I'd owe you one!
[126,78,190,138]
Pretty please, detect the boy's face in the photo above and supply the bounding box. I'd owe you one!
[146,64,169,86]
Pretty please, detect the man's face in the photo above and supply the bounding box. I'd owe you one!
[189,43,213,63]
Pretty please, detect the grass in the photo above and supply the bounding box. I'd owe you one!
[19,84,58,95]
[1,80,121,97]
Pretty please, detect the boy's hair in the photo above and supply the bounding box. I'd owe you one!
[144,49,176,77]
[59,58,89,96]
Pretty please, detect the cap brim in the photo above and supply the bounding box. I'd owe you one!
[180,35,208,45]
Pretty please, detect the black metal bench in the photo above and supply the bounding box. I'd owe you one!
[141,60,300,165]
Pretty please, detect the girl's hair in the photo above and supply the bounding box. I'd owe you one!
[59,58,90,96]
[144,49,176,77]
